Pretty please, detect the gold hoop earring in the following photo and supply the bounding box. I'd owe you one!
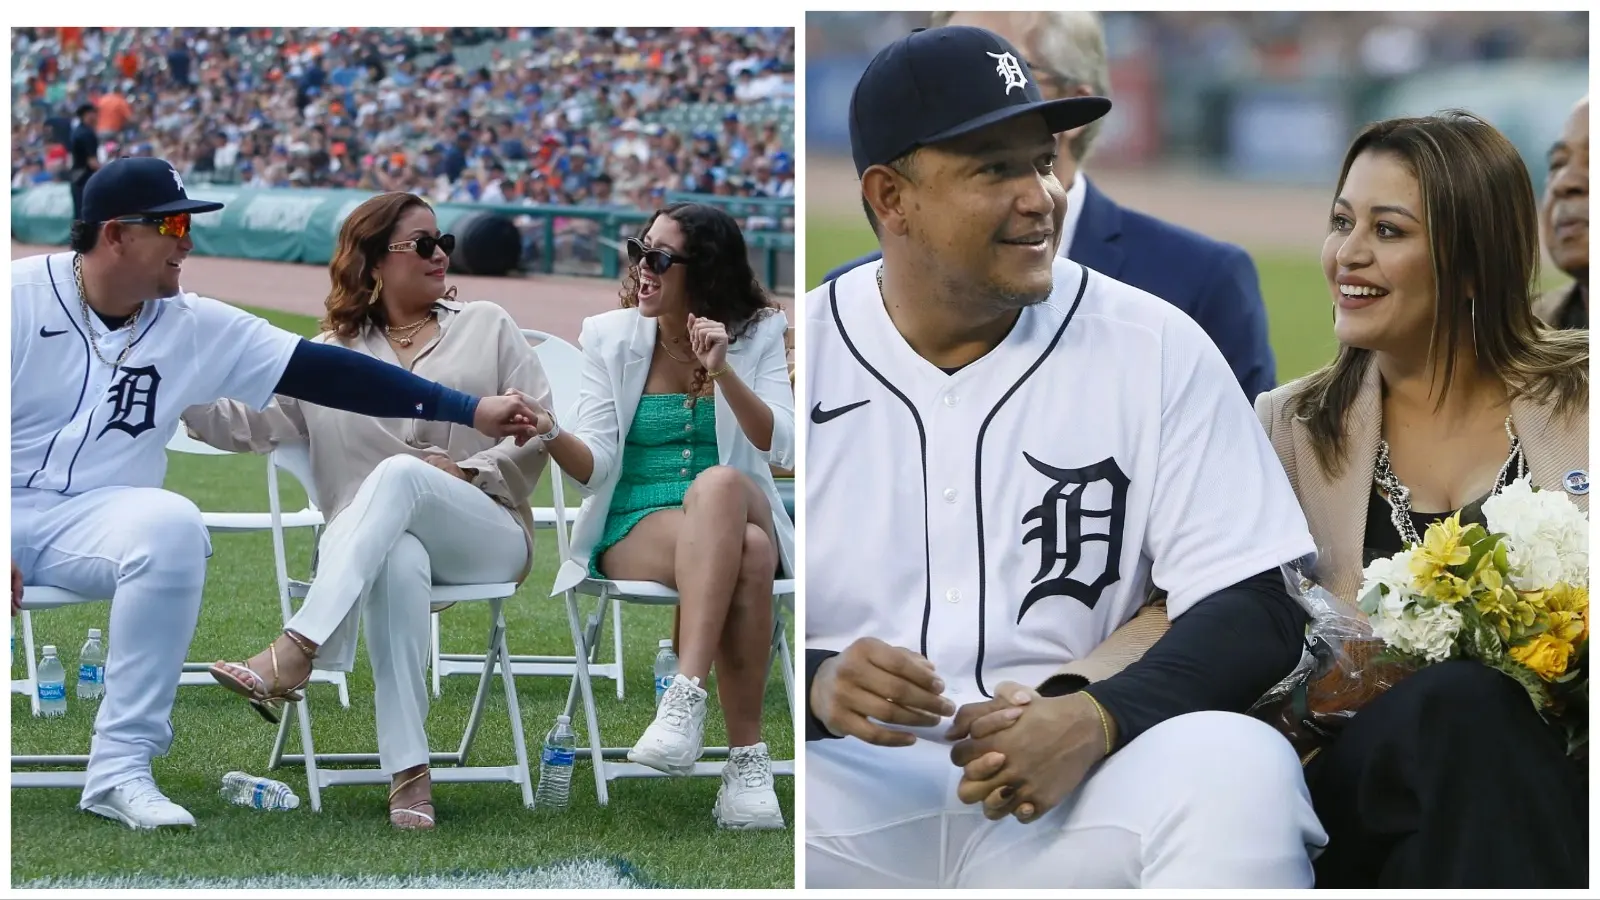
[369,277,383,306]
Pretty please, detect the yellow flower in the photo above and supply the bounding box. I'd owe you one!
[1420,572,1474,605]
[1510,633,1574,681]
[1543,583,1589,645]
[1410,514,1472,581]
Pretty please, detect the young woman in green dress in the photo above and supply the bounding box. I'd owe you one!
[530,203,796,830]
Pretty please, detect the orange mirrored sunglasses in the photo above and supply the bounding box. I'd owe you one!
[111,212,192,239]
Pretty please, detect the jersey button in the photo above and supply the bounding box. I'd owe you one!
[943,393,958,408]
[942,488,957,503]
[945,588,961,603]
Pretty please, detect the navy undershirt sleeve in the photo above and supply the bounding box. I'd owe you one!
[272,338,479,425]
[805,649,843,742]
[1038,567,1308,751]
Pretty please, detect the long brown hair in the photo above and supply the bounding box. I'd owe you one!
[322,191,455,340]
[619,202,780,398]
[1290,110,1589,476]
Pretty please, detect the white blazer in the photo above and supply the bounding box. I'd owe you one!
[550,307,796,594]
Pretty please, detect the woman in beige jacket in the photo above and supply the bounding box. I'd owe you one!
[183,193,553,830]
[1255,113,1587,887]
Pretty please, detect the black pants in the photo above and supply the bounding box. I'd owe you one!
[1305,660,1587,888]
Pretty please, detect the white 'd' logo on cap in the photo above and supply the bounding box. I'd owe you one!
[170,167,184,192]
[987,51,1028,95]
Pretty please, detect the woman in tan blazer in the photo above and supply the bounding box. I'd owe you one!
[183,193,553,830]
[1255,113,1587,888]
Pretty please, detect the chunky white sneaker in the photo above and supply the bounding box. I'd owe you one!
[627,673,707,775]
[84,777,197,830]
[714,742,785,830]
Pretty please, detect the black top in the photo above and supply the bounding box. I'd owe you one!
[69,123,98,174]
[1363,488,1493,564]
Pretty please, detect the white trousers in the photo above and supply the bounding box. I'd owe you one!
[806,710,1327,888]
[12,486,213,806]
[286,454,527,775]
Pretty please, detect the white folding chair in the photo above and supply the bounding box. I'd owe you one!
[429,329,625,698]
[163,429,348,706]
[549,465,796,807]
[11,586,105,787]
[261,443,535,811]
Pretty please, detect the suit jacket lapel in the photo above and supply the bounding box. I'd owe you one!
[1067,178,1125,279]
[1313,359,1383,600]
[618,313,654,437]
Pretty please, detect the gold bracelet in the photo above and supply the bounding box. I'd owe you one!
[707,364,732,380]
[1080,690,1114,757]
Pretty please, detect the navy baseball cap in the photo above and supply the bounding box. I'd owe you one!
[850,26,1112,176]
[79,156,225,224]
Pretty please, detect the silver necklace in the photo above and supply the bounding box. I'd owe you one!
[1374,415,1525,546]
[74,253,142,370]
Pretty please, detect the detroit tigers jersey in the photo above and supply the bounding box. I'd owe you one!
[11,251,300,497]
[804,257,1315,702]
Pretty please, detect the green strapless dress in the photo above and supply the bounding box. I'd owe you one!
[590,394,718,578]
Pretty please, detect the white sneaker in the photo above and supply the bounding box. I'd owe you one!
[714,742,785,830]
[627,673,707,775]
[84,777,197,830]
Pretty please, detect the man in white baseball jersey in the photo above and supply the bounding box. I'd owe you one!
[11,156,540,829]
[804,27,1327,887]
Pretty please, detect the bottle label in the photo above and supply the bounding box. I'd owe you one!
[253,783,267,808]
[78,663,102,685]
[37,682,65,702]
[655,675,673,698]
[542,746,575,766]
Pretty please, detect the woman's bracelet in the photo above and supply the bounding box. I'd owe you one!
[1079,689,1115,757]
[707,364,732,380]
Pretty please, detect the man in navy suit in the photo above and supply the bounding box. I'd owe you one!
[821,11,1276,400]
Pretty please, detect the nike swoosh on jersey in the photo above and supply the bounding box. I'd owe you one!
[810,399,870,424]
[39,327,68,337]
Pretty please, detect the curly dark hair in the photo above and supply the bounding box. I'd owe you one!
[618,202,780,398]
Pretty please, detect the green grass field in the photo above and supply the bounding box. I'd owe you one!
[10,307,795,889]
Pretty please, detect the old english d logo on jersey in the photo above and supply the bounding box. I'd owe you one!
[98,365,162,439]
[1017,452,1129,621]
[986,51,1028,95]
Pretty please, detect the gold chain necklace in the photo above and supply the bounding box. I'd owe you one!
[74,253,142,370]
[384,311,435,348]
[656,334,692,364]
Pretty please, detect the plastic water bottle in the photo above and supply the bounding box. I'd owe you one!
[535,715,577,811]
[653,639,679,707]
[77,628,106,701]
[220,771,301,810]
[37,645,66,718]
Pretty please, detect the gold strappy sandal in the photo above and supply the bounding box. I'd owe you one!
[388,769,436,831]
[208,631,317,724]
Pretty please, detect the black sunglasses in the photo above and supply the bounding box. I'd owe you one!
[387,233,456,258]
[626,237,691,275]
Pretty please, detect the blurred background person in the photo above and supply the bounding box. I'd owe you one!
[1535,94,1587,329]
[805,11,1587,392]
[68,102,99,219]
[1255,111,1588,888]
[822,11,1278,401]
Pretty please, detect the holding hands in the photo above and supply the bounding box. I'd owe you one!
[945,682,1114,824]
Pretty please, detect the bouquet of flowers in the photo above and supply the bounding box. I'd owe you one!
[1357,476,1588,754]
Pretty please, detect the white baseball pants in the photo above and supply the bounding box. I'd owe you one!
[12,485,213,807]
[285,454,527,775]
[806,710,1327,888]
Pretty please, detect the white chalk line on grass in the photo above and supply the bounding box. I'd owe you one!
[14,856,654,890]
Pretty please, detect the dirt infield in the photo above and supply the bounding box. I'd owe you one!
[12,242,631,343]
[806,156,1337,254]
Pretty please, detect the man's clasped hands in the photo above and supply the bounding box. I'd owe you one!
[811,637,1117,824]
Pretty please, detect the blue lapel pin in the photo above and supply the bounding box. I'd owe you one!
[1563,470,1589,496]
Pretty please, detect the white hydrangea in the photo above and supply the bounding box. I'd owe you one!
[1369,598,1462,663]
[1360,548,1420,607]
[1483,477,1590,591]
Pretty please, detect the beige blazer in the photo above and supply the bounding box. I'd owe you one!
[182,298,554,586]
[1255,358,1589,603]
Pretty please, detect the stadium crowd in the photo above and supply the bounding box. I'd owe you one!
[11,27,796,219]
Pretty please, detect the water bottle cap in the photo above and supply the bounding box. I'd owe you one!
[42,645,57,655]
[658,639,674,649]
[283,794,301,809]
[88,628,102,639]
[556,714,571,724]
